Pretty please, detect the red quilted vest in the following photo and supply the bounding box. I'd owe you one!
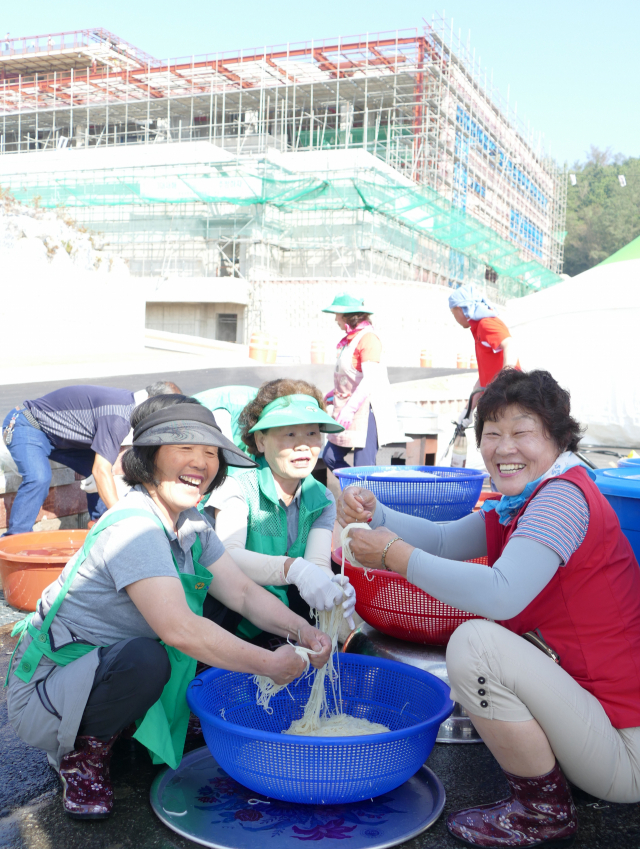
[485,466,640,729]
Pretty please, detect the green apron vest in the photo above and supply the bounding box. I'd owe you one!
[6,508,210,770]
[193,385,258,457]
[233,464,330,639]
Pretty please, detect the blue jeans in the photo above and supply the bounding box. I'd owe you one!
[322,408,379,472]
[2,410,105,535]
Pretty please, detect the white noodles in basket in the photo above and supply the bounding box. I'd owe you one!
[252,646,314,713]
[283,604,388,737]
[253,526,390,737]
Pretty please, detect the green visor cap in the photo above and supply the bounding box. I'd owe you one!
[248,394,344,434]
[321,293,372,314]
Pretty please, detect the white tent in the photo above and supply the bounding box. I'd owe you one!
[503,237,640,447]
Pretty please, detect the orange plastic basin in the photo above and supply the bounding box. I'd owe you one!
[0,529,88,612]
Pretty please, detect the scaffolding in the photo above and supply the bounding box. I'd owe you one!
[4,152,559,296]
[0,18,567,290]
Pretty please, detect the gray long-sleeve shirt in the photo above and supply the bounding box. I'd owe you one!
[370,503,563,620]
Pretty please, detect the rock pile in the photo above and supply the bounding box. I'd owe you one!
[0,188,126,276]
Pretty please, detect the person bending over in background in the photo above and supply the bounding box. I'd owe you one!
[1,381,181,535]
[449,285,520,424]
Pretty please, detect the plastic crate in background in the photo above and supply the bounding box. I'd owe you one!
[334,465,487,521]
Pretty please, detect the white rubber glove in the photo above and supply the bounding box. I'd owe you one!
[456,409,473,428]
[286,558,343,611]
[332,574,356,628]
[80,474,98,494]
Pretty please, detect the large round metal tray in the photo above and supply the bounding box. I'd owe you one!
[150,747,446,849]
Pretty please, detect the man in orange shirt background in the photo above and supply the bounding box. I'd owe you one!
[449,285,520,419]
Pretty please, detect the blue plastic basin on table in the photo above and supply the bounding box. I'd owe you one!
[594,468,640,562]
[334,465,487,521]
[186,654,453,805]
[618,458,640,468]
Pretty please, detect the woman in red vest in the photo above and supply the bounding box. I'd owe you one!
[338,368,640,849]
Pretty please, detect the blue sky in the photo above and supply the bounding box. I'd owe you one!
[5,0,638,166]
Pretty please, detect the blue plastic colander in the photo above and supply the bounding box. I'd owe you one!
[334,465,487,521]
[186,654,453,805]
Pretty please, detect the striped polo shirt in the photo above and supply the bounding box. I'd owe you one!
[511,479,590,564]
[25,385,135,464]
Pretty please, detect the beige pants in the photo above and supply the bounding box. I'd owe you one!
[446,620,640,803]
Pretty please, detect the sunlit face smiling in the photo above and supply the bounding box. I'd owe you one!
[480,405,561,497]
[148,444,219,525]
[254,424,323,491]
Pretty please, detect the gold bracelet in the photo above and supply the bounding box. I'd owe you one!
[381,536,402,570]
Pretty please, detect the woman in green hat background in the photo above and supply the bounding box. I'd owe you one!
[6,394,332,820]
[202,378,357,643]
[321,294,397,472]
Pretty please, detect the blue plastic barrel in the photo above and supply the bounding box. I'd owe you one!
[593,468,640,563]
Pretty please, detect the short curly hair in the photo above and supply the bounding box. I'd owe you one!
[239,379,327,456]
[474,368,584,452]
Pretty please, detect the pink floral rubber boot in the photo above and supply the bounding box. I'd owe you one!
[447,761,578,848]
[59,734,119,819]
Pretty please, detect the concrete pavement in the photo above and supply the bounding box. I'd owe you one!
[1,626,640,849]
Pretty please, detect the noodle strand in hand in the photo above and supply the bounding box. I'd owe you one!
[340,522,371,570]
[253,583,389,737]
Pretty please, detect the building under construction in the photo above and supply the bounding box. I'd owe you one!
[0,21,567,363]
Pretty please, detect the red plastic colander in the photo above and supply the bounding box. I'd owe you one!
[334,548,486,645]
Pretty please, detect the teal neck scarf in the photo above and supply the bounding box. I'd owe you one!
[481,452,594,525]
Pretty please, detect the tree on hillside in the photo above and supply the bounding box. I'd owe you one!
[563,146,640,277]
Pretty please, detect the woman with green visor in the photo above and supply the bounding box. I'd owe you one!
[202,379,357,643]
[5,394,332,820]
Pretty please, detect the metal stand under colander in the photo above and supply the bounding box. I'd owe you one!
[342,623,483,744]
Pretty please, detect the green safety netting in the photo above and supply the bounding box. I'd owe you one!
[3,160,561,294]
